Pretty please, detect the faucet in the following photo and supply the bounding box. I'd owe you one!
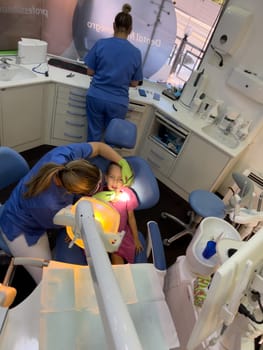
[0,57,12,69]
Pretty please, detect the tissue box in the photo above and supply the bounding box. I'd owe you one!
[18,38,47,64]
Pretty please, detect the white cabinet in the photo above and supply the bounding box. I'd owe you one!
[139,108,232,201]
[140,136,176,177]
[51,84,87,145]
[0,84,44,152]
[170,133,230,199]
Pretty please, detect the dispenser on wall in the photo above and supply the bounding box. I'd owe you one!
[211,5,252,55]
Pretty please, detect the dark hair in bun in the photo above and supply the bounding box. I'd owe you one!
[114,3,132,33]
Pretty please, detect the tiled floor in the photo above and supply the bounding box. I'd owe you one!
[1,144,192,305]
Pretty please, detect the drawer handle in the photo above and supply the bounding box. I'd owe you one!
[64,133,83,140]
[70,91,86,98]
[147,157,160,169]
[68,102,86,109]
[149,149,165,160]
[68,96,86,104]
[65,120,85,127]
[66,110,86,117]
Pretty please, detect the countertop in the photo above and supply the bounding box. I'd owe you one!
[0,56,252,158]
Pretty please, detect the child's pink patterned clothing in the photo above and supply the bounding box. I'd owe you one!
[109,187,138,263]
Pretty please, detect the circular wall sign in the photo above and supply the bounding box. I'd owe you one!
[72,0,177,78]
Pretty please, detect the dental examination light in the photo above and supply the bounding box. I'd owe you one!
[53,196,124,252]
[54,198,143,350]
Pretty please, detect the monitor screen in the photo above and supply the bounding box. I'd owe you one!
[187,227,263,350]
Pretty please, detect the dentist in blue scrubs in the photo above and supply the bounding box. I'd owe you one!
[0,142,133,284]
[84,3,143,141]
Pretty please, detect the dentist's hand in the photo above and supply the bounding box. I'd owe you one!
[118,158,134,186]
[93,191,116,202]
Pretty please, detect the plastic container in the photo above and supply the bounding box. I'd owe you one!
[219,108,239,133]
[202,240,216,259]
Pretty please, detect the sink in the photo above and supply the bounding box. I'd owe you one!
[0,65,37,81]
[185,217,241,275]
[202,124,240,149]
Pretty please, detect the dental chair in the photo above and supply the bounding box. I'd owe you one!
[56,118,165,269]
[162,172,254,246]
[0,147,30,261]
[92,118,163,265]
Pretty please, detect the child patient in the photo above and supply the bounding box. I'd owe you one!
[102,161,143,264]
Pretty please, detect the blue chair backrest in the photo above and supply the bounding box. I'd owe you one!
[0,147,30,254]
[104,118,137,149]
[0,147,30,190]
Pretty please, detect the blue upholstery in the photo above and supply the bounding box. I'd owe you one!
[0,146,30,190]
[134,232,148,263]
[0,206,11,254]
[104,118,137,149]
[189,190,225,219]
[0,147,30,256]
[134,222,167,271]
[162,189,226,246]
[147,221,166,271]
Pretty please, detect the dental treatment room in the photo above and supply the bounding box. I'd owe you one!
[1,0,263,349]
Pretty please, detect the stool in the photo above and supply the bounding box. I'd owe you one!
[162,189,225,246]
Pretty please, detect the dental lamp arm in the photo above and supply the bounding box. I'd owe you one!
[75,200,143,350]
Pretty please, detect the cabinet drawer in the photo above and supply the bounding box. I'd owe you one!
[126,112,142,125]
[57,85,86,103]
[56,101,86,117]
[58,92,86,104]
[53,114,87,141]
[141,137,175,176]
[58,85,86,97]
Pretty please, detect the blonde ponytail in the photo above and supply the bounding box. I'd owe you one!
[23,160,101,198]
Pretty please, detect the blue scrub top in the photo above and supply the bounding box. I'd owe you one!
[0,143,94,246]
[85,37,143,106]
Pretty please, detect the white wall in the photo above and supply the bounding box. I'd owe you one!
[199,0,263,194]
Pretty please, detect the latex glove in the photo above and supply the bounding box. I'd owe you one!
[118,158,134,186]
[93,191,116,202]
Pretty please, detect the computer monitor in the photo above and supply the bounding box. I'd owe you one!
[187,227,263,350]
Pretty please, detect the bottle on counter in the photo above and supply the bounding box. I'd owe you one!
[219,108,240,134]
[207,99,224,124]
[236,120,252,141]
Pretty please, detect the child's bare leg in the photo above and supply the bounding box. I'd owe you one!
[111,253,125,265]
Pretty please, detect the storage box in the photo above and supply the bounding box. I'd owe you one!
[18,38,47,64]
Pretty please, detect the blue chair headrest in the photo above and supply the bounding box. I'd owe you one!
[0,147,30,190]
[104,119,137,149]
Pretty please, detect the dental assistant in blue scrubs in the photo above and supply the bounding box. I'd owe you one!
[84,3,143,141]
[0,142,133,284]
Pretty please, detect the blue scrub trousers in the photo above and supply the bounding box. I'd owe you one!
[86,96,128,141]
